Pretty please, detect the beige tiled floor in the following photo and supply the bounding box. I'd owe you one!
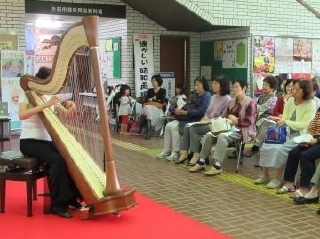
[7,131,320,239]
[111,133,320,239]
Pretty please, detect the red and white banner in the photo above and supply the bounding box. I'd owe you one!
[133,34,154,98]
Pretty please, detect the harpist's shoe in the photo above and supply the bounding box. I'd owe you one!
[69,199,89,211]
[51,206,73,218]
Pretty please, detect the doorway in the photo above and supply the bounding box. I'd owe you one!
[160,35,190,94]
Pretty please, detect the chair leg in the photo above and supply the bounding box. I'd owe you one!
[26,179,33,217]
[0,177,6,213]
[33,180,37,200]
[235,141,244,173]
[39,177,51,214]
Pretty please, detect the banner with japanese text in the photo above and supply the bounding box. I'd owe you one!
[160,72,175,100]
[0,50,25,130]
[133,34,154,98]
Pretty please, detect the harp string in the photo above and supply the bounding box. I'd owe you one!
[57,48,105,170]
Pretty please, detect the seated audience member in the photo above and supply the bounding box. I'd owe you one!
[19,66,85,218]
[272,79,293,117]
[313,76,320,99]
[243,75,278,157]
[277,107,320,196]
[138,74,166,140]
[275,75,285,97]
[165,83,187,117]
[229,79,293,160]
[188,79,257,174]
[177,75,231,166]
[311,78,320,109]
[254,79,316,189]
[155,84,189,160]
[293,162,320,210]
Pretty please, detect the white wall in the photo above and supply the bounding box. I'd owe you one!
[4,0,320,95]
[125,5,200,94]
[186,0,320,37]
[0,0,26,49]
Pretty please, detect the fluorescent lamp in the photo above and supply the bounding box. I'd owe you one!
[35,19,62,29]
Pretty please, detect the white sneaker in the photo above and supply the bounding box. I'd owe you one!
[254,176,270,185]
[155,151,170,159]
[266,179,282,189]
[166,152,179,161]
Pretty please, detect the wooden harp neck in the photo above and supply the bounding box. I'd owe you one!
[20,16,99,95]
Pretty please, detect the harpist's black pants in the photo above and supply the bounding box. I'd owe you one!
[20,139,81,209]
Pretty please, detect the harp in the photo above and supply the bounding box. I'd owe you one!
[20,16,137,218]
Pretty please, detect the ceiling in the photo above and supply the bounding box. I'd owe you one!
[25,0,234,33]
[121,0,233,32]
[25,13,114,34]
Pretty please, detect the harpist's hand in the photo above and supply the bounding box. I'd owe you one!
[46,95,60,107]
[64,101,76,119]
[64,100,76,110]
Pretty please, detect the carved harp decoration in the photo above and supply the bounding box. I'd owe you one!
[20,16,137,218]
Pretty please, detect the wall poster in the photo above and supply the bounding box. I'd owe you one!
[222,40,235,68]
[133,34,154,98]
[253,36,275,73]
[292,38,312,73]
[0,50,25,130]
[274,38,293,73]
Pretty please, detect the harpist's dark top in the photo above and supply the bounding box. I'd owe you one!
[144,88,166,104]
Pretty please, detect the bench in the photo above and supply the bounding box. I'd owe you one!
[0,153,47,217]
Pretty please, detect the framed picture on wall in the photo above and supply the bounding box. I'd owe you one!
[0,33,18,50]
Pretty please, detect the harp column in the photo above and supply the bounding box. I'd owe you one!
[83,16,123,196]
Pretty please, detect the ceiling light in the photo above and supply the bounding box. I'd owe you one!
[35,19,62,29]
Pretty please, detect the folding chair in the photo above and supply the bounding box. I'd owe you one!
[233,139,245,173]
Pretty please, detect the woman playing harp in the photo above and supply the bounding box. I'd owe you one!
[19,16,136,219]
[19,66,87,218]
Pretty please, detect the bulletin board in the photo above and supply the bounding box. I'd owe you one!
[253,35,320,78]
[252,35,320,96]
[100,37,121,78]
[200,41,247,81]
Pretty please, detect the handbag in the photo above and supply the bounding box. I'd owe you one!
[264,125,288,144]
[211,117,232,135]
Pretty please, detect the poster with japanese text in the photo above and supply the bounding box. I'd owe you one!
[222,40,235,68]
[253,36,275,73]
[214,41,223,60]
[160,72,175,100]
[0,50,25,129]
[312,39,320,74]
[235,39,247,68]
[274,37,293,73]
[133,34,154,98]
[292,38,312,73]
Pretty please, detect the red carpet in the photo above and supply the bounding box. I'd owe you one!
[0,180,231,239]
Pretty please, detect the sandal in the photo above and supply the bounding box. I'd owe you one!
[276,185,295,194]
[289,189,304,199]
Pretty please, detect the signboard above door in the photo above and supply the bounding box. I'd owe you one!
[25,0,126,18]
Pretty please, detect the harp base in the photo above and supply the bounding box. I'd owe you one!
[84,188,137,219]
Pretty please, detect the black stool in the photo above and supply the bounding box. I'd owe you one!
[0,154,46,217]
